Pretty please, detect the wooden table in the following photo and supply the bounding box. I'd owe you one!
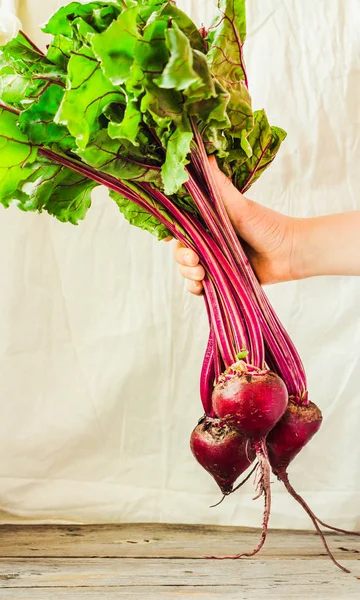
[0,524,358,598]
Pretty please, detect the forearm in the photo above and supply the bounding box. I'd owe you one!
[296,211,360,279]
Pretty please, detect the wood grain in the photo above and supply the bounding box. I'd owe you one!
[0,523,358,559]
[0,585,359,600]
[0,524,358,599]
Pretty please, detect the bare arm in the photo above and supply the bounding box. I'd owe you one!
[298,212,360,278]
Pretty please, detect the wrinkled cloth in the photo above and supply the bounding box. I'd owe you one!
[0,0,21,43]
[0,0,359,529]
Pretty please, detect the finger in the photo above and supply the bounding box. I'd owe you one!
[174,244,200,267]
[163,236,173,242]
[208,155,245,199]
[179,264,205,281]
[173,240,184,252]
[208,155,248,223]
[188,280,204,296]
[208,155,234,189]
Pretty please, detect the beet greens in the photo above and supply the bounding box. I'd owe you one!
[0,0,357,570]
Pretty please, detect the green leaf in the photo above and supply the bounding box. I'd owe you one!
[170,188,199,217]
[104,101,162,161]
[224,133,250,163]
[0,107,38,201]
[124,60,146,99]
[2,32,62,79]
[109,189,171,241]
[36,170,96,224]
[201,126,229,158]
[240,129,252,158]
[55,46,124,149]
[161,128,192,195]
[140,81,183,129]
[72,17,98,45]
[42,2,120,38]
[154,21,201,91]
[184,50,216,103]
[233,109,286,192]
[89,4,123,31]
[207,0,253,136]
[108,98,142,145]
[0,107,96,224]
[18,83,69,145]
[136,0,167,24]
[159,3,206,52]
[185,80,230,130]
[46,35,73,70]
[0,32,65,111]
[76,128,162,185]
[134,15,168,74]
[91,7,140,86]
[18,162,97,224]
[0,65,47,109]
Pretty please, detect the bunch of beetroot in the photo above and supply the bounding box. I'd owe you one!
[191,357,359,570]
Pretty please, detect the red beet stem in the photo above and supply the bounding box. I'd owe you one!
[280,473,351,573]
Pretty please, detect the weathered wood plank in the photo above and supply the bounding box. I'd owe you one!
[0,523,358,560]
[0,558,358,589]
[0,585,359,600]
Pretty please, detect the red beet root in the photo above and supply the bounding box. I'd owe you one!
[267,400,359,573]
[208,365,288,560]
[267,400,322,472]
[190,416,255,494]
[212,368,288,440]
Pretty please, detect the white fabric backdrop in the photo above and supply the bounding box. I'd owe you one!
[0,0,359,529]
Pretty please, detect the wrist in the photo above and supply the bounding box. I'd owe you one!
[288,217,312,281]
[292,215,341,280]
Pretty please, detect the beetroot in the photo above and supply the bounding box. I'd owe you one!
[190,416,255,494]
[212,366,288,440]
[205,364,288,560]
[267,400,322,473]
[267,401,359,573]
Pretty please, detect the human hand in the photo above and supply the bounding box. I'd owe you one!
[174,156,300,293]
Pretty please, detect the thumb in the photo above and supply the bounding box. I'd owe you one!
[208,155,251,237]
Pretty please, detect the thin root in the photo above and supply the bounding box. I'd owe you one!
[209,464,259,508]
[209,494,227,508]
[206,440,271,559]
[315,518,360,537]
[281,473,351,574]
[232,463,259,494]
